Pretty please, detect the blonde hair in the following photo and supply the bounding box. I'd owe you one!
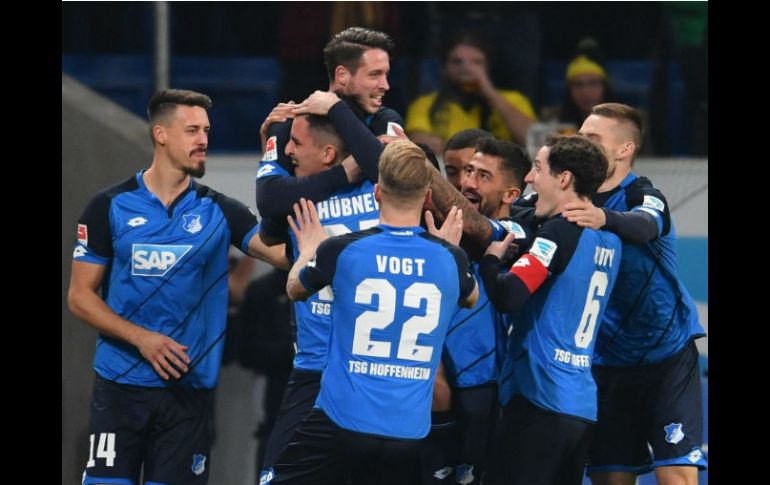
[378,140,431,204]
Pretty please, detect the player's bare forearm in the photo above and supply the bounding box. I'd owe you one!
[286,251,314,301]
[428,165,492,246]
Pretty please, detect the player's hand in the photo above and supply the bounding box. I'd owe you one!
[135,330,190,380]
[260,101,296,151]
[426,206,463,246]
[562,201,605,229]
[485,232,516,259]
[292,91,341,116]
[288,198,329,256]
[376,124,409,145]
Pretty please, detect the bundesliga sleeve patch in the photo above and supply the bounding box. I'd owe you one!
[77,224,88,246]
[498,220,527,239]
[529,237,557,268]
[262,135,278,162]
[642,195,665,212]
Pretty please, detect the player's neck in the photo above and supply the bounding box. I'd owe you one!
[598,162,632,193]
[143,162,190,207]
[378,205,421,228]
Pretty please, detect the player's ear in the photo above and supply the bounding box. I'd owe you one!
[335,65,349,86]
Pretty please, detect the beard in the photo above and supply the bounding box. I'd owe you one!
[183,163,205,179]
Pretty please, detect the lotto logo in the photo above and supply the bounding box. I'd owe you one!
[132,244,192,277]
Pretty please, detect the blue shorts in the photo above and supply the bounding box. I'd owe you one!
[83,373,214,485]
[587,340,708,475]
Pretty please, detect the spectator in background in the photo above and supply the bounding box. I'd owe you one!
[542,38,615,128]
[406,33,536,154]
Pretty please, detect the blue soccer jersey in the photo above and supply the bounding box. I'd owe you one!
[300,225,476,439]
[498,217,622,422]
[288,181,380,371]
[592,173,705,366]
[443,261,505,388]
[443,218,530,388]
[72,171,259,389]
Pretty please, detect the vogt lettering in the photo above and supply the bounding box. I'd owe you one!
[376,255,425,276]
[132,244,192,277]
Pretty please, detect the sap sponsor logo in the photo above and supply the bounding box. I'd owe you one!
[455,464,475,485]
[132,244,192,277]
[643,195,665,212]
[664,422,685,444]
[77,224,88,245]
[191,454,206,476]
[432,466,453,480]
[73,246,88,258]
[259,468,275,485]
[182,214,203,234]
[262,136,278,162]
[257,163,277,179]
[127,217,147,227]
[499,220,527,239]
[529,237,557,267]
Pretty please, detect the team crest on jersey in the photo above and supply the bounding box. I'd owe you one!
[664,422,685,444]
[498,220,527,239]
[77,224,88,245]
[132,244,192,277]
[455,464,475,485]
[182,214,203,234]
[262,136,278,162]
[191,454,206,475]
[73,246,87,258]
[127,217,148,227]
[529,237,557,267]
[643,195,665,212]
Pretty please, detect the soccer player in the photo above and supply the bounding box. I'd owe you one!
[256,26,403,221]
[480,134,622,485]
[68,89,288,485]
[564,103,708,485]
[270,140,477,484]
